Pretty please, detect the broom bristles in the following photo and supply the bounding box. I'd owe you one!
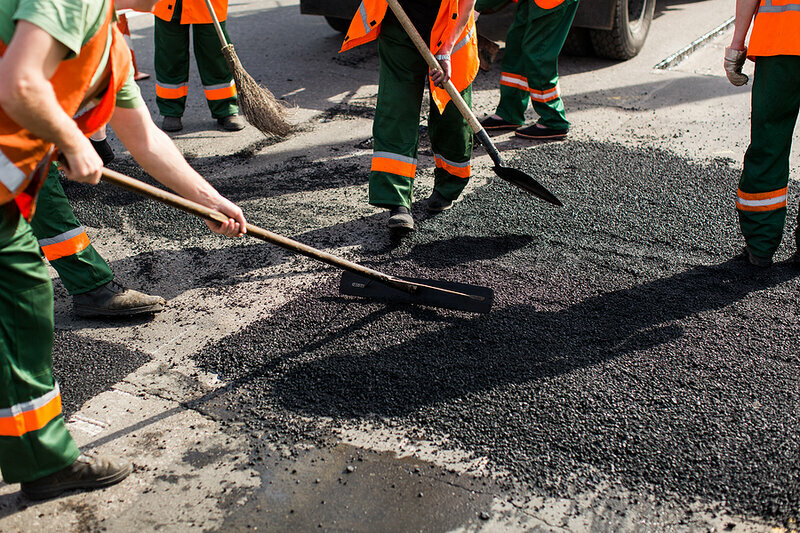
[222,44,294,138]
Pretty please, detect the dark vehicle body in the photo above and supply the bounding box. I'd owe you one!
[300,0,656,60]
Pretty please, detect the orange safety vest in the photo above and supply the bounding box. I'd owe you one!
[0,4,131,219]
[153,0,228,24]
[340,0,479,113]
[748,0,800,57]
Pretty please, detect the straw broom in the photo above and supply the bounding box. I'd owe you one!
[201,0,293,137]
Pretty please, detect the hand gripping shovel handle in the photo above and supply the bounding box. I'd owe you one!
[385,0,562,207]
[99,168,491,311]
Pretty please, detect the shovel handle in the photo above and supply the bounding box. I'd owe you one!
[385,0,503,167]
[99,167,410,291]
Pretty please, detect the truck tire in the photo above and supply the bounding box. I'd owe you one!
[589,0,655,60]
[325,16,351,33]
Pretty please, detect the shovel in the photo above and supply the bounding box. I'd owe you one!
[386,0,562,207]
[99,168,493,314]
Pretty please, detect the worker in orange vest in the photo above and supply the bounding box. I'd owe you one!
[0,0,245,499]
[153,0,245,132]
[477,0,579,139]
[725,0,800,266]
[341,0,479,232]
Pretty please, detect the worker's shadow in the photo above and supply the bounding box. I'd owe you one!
[272,257,800,417]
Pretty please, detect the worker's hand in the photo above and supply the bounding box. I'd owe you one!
[60,136,103,184]
[204,195,247,237]
[430,55,452,88]
[724,46,749,86]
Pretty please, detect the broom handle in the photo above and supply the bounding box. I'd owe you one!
[201,0,230,48]
[99,167,427,294]
[385,0,505,167]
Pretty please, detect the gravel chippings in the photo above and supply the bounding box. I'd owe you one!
[189,141,800,525]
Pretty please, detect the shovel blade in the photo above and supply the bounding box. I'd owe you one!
[494,165,563,207]
[340,271,494,314]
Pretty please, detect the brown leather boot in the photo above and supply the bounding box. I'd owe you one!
[73,280,166,318]
[21,454,132,500]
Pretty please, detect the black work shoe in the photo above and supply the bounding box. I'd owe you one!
[89,138,115,166]
[479,115,522,131]
[73,280,166,318]
[515,124,568,140]
[161,116,183,132]
[217,114,246,131]
[387,206,414,231]
[21,454,132,501]
[427,191,454,212]
[737,246,772,268]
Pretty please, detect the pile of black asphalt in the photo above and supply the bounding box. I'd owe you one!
[66,140,799,524]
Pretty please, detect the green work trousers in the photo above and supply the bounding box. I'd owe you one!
[370,20,473,209]
[29,165,114,295]
[737,55,800,259]
[0,203,80,484]
[154,17,238,119]
[496,0,578,129]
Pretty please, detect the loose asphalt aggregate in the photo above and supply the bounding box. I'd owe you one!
[65,140,800,526]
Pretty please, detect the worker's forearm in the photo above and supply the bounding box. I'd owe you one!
[730,0,759,49]
[440,0,476,53]
[0,73,88,156]
[110,106,220,205]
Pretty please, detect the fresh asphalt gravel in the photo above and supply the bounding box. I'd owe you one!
[65,140,800,525]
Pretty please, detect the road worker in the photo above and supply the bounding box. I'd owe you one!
[477,0,578,140]
[153,0,245,132]
[724,0,800,266]
[0,0,246,499]
[340,0,479,232]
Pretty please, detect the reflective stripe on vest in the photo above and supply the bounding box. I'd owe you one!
[39,226,91,261]
[371,151,418,178]
[156,81,189,99]
[748,0,800,56]
[736,187,788,212]
[0,150,26,194]
[204,81,237,101]
[0,383,63,437]
[433,153,470,178]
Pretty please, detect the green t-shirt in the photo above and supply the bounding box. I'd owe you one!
[0,0,143,109]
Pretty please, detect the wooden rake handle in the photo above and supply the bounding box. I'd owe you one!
[100,167,405,289]
[385,0,505,166]
[201,0,230,49]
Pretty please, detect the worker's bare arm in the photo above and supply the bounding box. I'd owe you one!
[109,105,247,237]
[730,0,760,50]
[0,21,102,184]
[430,0,477,87]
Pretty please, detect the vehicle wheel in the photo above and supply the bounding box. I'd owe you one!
[589,0,655,60]
[324,16,350,33]
[561,27,593,57]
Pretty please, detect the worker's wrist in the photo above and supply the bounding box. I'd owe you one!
[434,53,451,61]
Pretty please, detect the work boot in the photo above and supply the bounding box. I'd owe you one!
[737,246,772,268]
[161,116,183,132]
[426,190,454,213]
[73,280,166,318]
[387,206,414,231]
[217,114,246,131]
[21,454,132,501]
[90,138,115,166]
[515,123,568,140]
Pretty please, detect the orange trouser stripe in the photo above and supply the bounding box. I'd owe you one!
[529,86,560,102]
[0,390,63,437]
[434,155,471,179]
[40,230,90,261]
[204,84,237,101]
[156,84,189,99]
[500,72,529,91]
[371,156,417,178]
[736,187,788,212]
